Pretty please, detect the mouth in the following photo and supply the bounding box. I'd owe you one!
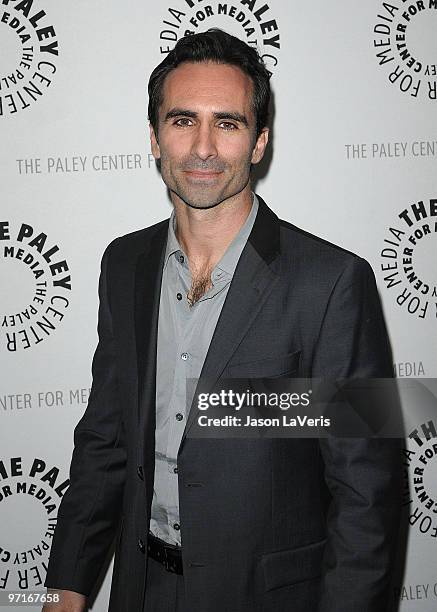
[184,170,223,180]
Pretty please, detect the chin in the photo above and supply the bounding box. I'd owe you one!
[175,186,225,210]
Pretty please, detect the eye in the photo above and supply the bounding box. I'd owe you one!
[218,122,238,130]
[174,117,193,127]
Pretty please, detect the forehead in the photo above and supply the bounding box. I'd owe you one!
[161,61,254,114]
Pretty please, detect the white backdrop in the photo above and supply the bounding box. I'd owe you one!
[1,1,436,609]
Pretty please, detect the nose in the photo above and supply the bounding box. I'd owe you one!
[191,124,218,161]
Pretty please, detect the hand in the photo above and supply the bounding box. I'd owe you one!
[42,589,87,612]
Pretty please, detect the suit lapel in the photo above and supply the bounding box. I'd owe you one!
[180,197,281,444]
[135,222,168,465]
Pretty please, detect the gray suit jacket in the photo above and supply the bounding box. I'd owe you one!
[45,196,401,611]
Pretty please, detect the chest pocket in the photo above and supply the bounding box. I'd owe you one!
[226,350,301,379]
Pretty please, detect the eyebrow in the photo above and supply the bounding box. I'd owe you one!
[164,108,249,127]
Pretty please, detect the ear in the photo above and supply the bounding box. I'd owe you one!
[251,127,269,164]
[149,123,161,160]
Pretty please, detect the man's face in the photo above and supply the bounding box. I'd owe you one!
[150,61,268,209]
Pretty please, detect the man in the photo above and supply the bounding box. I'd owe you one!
[44,29,401,611]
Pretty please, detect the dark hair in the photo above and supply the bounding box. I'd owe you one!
[148,29,271,138]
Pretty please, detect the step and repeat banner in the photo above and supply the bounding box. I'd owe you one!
[1,1,436,610]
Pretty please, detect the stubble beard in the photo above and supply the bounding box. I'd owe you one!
[160,154,252,210]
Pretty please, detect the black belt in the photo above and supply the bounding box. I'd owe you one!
[147,533,183,575]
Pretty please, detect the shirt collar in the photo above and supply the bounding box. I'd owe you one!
[213,193,258,278]
[164,212,183,268]
[164,193,259,278]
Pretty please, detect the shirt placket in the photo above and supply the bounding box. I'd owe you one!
[164,251,193,543]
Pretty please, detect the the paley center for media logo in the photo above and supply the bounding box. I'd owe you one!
[0,220,71,352]
[1,0,59,116]
[379,198,436,321]
[157,0,281,76]
[0,456,69,590]
[373,0,436,101]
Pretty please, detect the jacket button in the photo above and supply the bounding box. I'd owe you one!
[137,466,144,480]
[138,538,145,553]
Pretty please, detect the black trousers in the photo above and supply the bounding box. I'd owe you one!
[144,556,186,612]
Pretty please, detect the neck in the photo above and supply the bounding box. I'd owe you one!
[172,184,253,271]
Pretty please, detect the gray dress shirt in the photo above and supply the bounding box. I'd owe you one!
[150,194,259,545]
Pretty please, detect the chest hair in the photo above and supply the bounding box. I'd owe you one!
[187,266,213,307]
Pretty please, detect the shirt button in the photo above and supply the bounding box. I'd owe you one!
[181,352,189,360]
[179,254,184,264]
[174,523,180,531]
[138,538,145,553]
[175,413,184,421]
[173,466,178,474]
[176,292,182,301]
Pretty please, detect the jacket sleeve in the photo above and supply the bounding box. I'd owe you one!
[44,240,127,596]
[313,257,402,612]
